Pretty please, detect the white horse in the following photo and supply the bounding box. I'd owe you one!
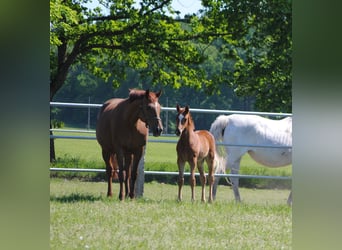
[209,114,292,205]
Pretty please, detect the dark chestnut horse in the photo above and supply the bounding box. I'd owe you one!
[175,104,216,202]
[96,89,163,200]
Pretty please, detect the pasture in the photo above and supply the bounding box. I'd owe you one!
[50,179,291,249]
[50,130,292,248]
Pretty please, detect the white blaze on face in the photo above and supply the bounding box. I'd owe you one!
[178,114,184,124]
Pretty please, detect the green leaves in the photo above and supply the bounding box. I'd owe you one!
[50,0,292,113]
[50,0,210,100]
[200,0,292,112]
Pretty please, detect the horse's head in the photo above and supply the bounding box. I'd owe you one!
[140,89,163,137]
[175,104,192,136]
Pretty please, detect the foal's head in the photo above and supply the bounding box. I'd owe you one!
[175,104,193,136]
[134,89,163,136]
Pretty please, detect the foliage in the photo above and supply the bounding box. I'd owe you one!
[200,0,292,112]
[50,0,209,101]
[52,62,251,131]
[50,0,292,112]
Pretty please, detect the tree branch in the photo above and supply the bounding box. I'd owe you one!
[86,14,130,22]
[146,0,171,14]
[81,43,124,53]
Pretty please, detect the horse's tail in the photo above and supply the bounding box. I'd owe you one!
[214,152,226,175]
[210,115,229,142]
[210,115,229,175]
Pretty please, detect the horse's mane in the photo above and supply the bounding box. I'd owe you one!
[184,108,195,131]
[189,113,195,131]
[128,89,146,102]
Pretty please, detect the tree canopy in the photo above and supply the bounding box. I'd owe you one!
[50,0,210,100]
[199,0,292,112]
[50,0,292,112]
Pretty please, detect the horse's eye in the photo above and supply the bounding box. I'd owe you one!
[181,118,187,124]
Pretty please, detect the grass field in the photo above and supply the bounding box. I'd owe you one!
[50,130,292,249]
[50,179,292,249]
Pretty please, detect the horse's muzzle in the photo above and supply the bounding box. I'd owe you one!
[175,128,181,136]
[153,127,163,137]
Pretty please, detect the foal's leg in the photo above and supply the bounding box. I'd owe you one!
[177,159,185,201]
[189,159,197,202]
[102,150,113,197]
[197,160,206,202]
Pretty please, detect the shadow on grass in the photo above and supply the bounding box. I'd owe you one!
[50,193,103,203]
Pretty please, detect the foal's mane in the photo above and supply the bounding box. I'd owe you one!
[187,112,195,130]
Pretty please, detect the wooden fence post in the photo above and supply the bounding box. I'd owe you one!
[135,145,145,197]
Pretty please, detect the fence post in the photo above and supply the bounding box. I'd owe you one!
[135,145,146,197]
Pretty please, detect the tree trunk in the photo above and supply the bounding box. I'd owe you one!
[50,49,75,162]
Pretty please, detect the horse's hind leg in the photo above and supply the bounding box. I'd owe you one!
[212,175,220,200]
[197,160,206,202]
[116,153,126,201]
[102,150,113,197]
[229,158,241,202]
[110,154,118,180]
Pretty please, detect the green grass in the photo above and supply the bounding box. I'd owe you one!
[51,129,292,187]
[50,179,292,249]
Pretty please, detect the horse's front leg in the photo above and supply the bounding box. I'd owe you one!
[123,152,133,199]
[130,148,143,199]
[197,160,206,202]
[102,150,113,197]
[189,159,196,202]
[116,153,125,201]
[177,159,185,202]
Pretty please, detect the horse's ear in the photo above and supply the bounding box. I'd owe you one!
[185,105,190,113]
[156,90,162,98]
[176,104,180,112]
[145,89,150,98]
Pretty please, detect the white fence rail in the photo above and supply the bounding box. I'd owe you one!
[50,168,291,180]
[50,101,292,117]
[50,102,292,181]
